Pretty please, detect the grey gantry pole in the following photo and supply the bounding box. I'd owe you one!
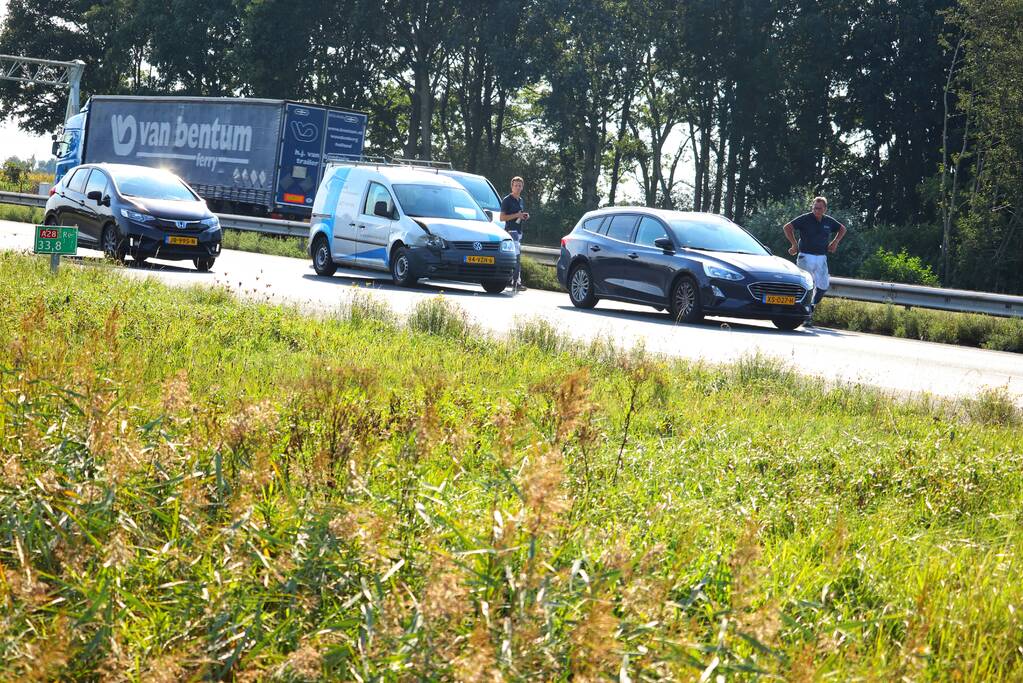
[65,60,86,122]
[0,55,87,122]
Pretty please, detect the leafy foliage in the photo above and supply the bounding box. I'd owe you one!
[859,248,940,286]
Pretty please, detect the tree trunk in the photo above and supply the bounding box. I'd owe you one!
[608,95,633,206]
[692,118,704,212]
[406,88,421,159]
[734,138,751,221]
[940,37,964,284]
[488,88,508,163]
[723,86,740,219]
[581,118,601,210]
[712,91,729,214]
[417,65,433,160]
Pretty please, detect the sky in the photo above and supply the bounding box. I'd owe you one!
[1,0,56,161]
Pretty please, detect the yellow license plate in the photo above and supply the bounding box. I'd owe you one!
[464,255,495,265]
[167,236,198,246]
[764,295,797,305]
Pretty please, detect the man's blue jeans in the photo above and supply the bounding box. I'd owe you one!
[507,229,522,285]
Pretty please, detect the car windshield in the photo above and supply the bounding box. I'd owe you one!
[446,174,501,212]
[668,217,768,255]
[112,169,198,201]
[392,183,487,221]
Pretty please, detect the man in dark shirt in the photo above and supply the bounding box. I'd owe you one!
[783,196,847,324]
[500,176,530,291]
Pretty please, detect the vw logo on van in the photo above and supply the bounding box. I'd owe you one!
[473,241,482,251]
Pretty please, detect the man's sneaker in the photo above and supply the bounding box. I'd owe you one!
[516,283,528,291]
[803,319,815,329]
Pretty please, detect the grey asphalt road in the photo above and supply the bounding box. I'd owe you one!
[2,218,1020,406]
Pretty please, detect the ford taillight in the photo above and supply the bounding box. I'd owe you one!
[48,185,57,196]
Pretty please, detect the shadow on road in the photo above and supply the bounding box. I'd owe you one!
[65,251,212,276]
[301,272,513,299]
[555,304,848,338]
[125,259,209,275]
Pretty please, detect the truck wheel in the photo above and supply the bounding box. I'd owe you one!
[390,246,418,287]
[482,279,509,294]
[101,224,127,263]
[312,235,336,276]
[193,257,216,272]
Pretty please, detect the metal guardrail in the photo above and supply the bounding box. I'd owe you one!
[0,190,47,208]
[217,212,308,238]
[828,277,1023,318]
[3,189,1022,317]
[520,244,558,265]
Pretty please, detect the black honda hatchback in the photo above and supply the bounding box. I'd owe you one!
[556,208,815,330]
[43,163,222,271]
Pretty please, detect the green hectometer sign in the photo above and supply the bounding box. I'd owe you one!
[34,225,78,255]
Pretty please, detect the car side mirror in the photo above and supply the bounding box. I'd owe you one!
[101,194,111,207]
[374,200,392,219]
[87,190,102,203]
[654,236,675,252]
[51,139,60,156]
[483,209,494,221]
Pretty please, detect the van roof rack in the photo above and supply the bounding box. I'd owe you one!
[324,154,389,167]
[324,154,453,173]
[387,156,453,170]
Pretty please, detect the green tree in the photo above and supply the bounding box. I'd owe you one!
[0,0,155,133]
[536,0,643,210]
[948,0,1023,293]
[141,0,240,95]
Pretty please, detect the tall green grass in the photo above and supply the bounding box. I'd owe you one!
[0,204,44,224]
[815,298,1023,352]
[520,254,562,291]
[1,251,1022,680]
[220,228,307,259]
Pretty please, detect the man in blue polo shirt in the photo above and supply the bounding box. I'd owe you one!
[783,196,846,325]
[500,176,530,291]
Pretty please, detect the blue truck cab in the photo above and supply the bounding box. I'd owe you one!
[308,161,518,293]
[52,111,87,183]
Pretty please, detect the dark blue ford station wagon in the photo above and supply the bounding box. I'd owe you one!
[555,208,815,330]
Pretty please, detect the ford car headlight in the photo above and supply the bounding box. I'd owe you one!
[120,208,154,223]
[705,264,744,281]
[500,239,515,253]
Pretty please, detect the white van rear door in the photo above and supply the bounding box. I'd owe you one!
[332,169,366,262]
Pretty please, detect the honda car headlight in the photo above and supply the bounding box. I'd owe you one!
[500,239,515,253]
[705,264,744,281]
[120,209,154,223]
[201,216,221,230]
